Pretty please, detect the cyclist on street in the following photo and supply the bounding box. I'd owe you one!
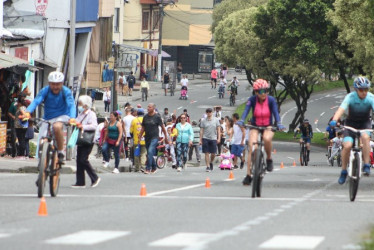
[228,76,239,95]
[237,79,284,185]
[24,71,76,164]
[330,76,374,184]
[294,119,313,162]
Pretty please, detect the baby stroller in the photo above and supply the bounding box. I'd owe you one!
[180,86,188,100]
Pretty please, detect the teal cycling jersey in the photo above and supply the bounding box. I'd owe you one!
[340,91,374,122]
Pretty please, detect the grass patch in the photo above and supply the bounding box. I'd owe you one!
[29,141,36,157]
[273,131,327,147]
[361,227,374,249]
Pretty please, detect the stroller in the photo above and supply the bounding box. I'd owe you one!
[180,86,188,100]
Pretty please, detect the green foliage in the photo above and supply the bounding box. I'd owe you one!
[29,141,36,157]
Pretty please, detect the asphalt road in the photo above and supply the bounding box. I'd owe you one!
[1,77,373,249]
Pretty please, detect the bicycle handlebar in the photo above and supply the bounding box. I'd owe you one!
[244,124,277,132]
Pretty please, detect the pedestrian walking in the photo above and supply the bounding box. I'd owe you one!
[14,93,28,159]
[138,103,169,174]
[230,113,246,169]
[127,71,136,96]
[72,95,100,188]
[210,68,218,89]
[122,107,135,162]
[140,76,149,102]
[102,111,123,173]
[188,120,201,163]
[200,108,221,172]
[118,72,127,96]
[162,107,172,125]
[103,87,111,113]
[177,62,183,83]
[163,71,170,96]
[130,108,146,172]
[175,115,193,171]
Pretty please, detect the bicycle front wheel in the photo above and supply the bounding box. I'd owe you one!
[49,151,60,197]
[303,146,308,166]
[37,143,50,198]
[252,149,262,198]
[299,146,304,166]
[349,153,360,202]
[156,155,166,169]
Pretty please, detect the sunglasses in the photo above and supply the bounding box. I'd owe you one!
[358,88,369,93]
[257,89,267,94]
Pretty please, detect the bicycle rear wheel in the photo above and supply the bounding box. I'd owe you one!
[49,151,60,197]
[37,143,50,198]
[256,156,265,197]
[337,153,342,167]
[252,149,262,198]
[349,153,360,202]
[156,155,166,169]
[303,146,308,166]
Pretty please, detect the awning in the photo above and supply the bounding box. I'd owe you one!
[118,44,152,54]
[148,49,171,58]
[34,58,58,69]
[0,53,38,71]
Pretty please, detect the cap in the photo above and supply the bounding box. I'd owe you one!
[137,104,142,108]
[137,108,145,115]
[116,110,122,116]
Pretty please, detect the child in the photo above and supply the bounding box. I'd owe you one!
[219,146,233,169]
[165,124,177,169]
[328,130,343,163]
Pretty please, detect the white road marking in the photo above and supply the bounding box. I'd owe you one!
[208,96,216,99]
[320,112,325,116]
[45,230,130,245]
[259,235,324,249]
[177,106,183,110]
[0,234,11,239]
[147,183,206,197]
[149,233,212,247]
[316,128,321,132]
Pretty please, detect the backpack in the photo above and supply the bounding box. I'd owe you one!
[127,75,135,85]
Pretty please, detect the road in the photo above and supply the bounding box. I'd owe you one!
[1,76,373,250]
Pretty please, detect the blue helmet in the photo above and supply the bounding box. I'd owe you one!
[353,76,371,89]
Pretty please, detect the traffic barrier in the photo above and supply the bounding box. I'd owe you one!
[38,197,48,216]
[205,178,211,188]
[140,183,147,196]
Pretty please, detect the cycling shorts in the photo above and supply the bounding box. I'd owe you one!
[301,136,311,143]
[343,120,371,143]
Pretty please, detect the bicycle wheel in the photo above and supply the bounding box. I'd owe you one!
[256,154,265,197]
[349,153,360,202]
[49,151,60,197]
[37,143,50,198]
[303,146,308,166]
[337,153,342,167]
[156,155,166,169]
[299,146,304,166]
[252,149,262,198]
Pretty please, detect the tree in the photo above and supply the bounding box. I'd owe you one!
[253,0,337,130]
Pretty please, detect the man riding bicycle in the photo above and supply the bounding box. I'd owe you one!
[228,76,239,95]
[24,71,76,164]
[330,76,374,184]
[294,119,313,162]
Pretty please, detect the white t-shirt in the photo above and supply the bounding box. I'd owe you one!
[218,78,227,87]
[103,91,111,101]
[181,78,189,87]
[123,115,135,137]
[118,75,126,85]
[331,137,342,149]
[231,124,244,145]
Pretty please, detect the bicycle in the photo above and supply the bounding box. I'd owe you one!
[229,90,236,106]
[245,125,277,198]
[341,126,373,202]
[35,118,71,198]
[297,137,309,166]
[156,144,173,169]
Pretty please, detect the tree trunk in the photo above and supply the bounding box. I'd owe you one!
[339,66,350,93]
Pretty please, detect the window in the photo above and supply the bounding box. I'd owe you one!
[114,8,120,32]
[142,10,150,31]
[198,51,213,73]
[153,10,159,31]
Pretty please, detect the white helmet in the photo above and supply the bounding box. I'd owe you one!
[48,71,65,83]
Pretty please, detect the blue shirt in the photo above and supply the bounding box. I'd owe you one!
[26,86,76,120]
[326,126,336,139]
[340,91,374,122]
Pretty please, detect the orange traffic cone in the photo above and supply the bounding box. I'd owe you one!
[229,171,234,180]
[280,162,284,169]
[293,160,296,167]
[205,178,211,188]
[38,197,48,216]
[140,183,147,196]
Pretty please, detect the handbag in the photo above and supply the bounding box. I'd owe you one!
[75,112,95,147]
[107,138,117,145]
[76,129,95,146]
[134,144,141,157]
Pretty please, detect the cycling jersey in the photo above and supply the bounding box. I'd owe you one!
[241,95,280,126]
[340,91,374,124]
[297,124,313,138]
[326,126,336,139]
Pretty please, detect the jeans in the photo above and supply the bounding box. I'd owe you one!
[145,138,158,171]
[104,101,110,112]
[102,142,120,168]
[141,88,148,101]
[176,142,189,167]
[16,128,27,156]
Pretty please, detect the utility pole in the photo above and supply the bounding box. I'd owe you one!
[112,44,119,112]
[157,0,164,82]
[67,0,76,161]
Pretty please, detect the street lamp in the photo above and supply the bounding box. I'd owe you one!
[157,0,164,82]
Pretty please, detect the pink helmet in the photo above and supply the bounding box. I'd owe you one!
[253,79,269,90]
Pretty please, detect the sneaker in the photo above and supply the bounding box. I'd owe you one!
[103,162,109,168]
[71,184,86,188]
[151,169,157,174]
[172,165,177,169]
[242,175,252,186]
[112,168,120,174]
[126,158,129,162]
[338,170,348,185]
[144,170,150,174]
[206,167,211,172]
[58,153,65,165]
[177,167,182,172]
[197,159,201,163]
[210,163,213,171]
[240,161,245,169]
[363,164,371,176]
[91,177,101,188]
[233,165,239,170]
[266,159,273,172]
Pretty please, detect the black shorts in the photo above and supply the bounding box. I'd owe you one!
[211,78,217,83]
[202,138,217,154]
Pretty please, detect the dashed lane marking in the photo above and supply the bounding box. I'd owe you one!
[45,230,130,245]
[259,235,324,249]
[149,233,212,247]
